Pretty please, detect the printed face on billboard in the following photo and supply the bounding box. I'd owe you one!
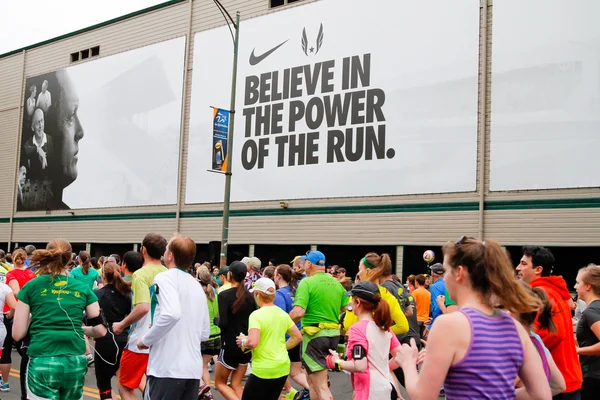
[490,0,600,191]
[186,0,480,204]
[17,36,185,211]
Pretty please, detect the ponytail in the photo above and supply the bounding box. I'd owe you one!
[360,293,393,331]
[103,262,131,296]
[197,266,215,301]
[276,264,298,292]
[362,252,393,283]
[443,237,538,315]
[79,251,91,274]
[232,283,252,314]
[32,239,72,279]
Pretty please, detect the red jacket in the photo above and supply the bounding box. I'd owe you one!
[531,276,582,393]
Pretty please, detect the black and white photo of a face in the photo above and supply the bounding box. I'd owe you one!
[54,69,84,187]
[31,108,45,140]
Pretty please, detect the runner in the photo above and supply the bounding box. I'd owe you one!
[513,281,566,395]
[237,278,302,400]
[242,257,261,290]
[517,245,583,399]
[215,261,257,400]
[273,264,310,400]
[217,266,231,293]
[343,253,409,337]
[113,233,168,400]
[94,262,132,400]
[198,265,221,400]
[289,250,347,400]
[326,281,404,400]
[397,236,551,399]
[139,234,210,400]
[1,248,34,396]
[574,264,600,399]
[13,239,107,400]
[121,251,143,283]
[71,251,102,290]
[411,274,430,337]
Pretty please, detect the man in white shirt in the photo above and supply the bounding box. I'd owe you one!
[138,234,210,400]
[36,80,51,113]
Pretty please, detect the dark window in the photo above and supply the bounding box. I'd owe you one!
[81,49,90,59]
[70,52,80,63]
[271,0,288,8]
[91,46,100,57]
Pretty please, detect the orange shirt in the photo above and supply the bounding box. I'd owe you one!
[412,287,431,323]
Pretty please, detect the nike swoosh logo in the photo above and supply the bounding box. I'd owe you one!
[249,39,289,66]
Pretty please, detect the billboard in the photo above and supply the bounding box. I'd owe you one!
[186,0,480,204]
[490,0,600,191]
[17,36,185,211]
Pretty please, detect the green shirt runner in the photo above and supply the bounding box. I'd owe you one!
[294,272,348,326]
[70,265,101,290]
[17,274,97,357]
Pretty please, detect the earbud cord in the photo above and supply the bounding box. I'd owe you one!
[57,275,119,366]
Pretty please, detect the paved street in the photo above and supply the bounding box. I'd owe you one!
[1,350,441,399]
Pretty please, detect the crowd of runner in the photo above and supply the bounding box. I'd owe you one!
[0,234,598,400]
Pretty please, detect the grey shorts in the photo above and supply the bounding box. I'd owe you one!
[144,376,200,400]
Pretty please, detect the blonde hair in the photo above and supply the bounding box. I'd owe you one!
[198,266,215,301]
[579,264,600,296]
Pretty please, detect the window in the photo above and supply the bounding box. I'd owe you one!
[69,45,100,63]
[270,0,303,8]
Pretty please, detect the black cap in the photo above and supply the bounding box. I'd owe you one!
[218,266,229,275]
[229,261,248,281]
[430,263,445,275]
[345,281,379,303]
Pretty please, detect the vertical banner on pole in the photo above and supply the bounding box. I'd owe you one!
[211,107,230,171]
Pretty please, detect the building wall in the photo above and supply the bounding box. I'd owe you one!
[0,0,598,249]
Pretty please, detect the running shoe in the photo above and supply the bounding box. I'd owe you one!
[285,388,298,400]
[0,382,9,392]
[297,388,310,400]
[198,384,211,400]
[86,353,94,366]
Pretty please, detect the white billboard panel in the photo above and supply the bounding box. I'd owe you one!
[18,37,185,211]
[186,0,479,204]
[490,0,600,191]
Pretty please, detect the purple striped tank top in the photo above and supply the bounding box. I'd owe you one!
[444,308,524,400]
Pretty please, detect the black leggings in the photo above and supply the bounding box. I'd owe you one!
[582,377,600,400]
[94,336,127,399]
[1,318,29,400]
[241,374,287,400]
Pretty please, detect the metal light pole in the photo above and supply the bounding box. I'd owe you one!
[212,2,241,266]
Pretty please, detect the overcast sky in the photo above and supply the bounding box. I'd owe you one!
[0,0,165,54]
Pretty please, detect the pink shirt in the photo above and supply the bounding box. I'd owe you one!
[346,319,400,400]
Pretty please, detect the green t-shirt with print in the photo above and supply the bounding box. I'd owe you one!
[248,305,294,379]
[70,265,100,290]
[294,272,348,326]
[17,274,97,357]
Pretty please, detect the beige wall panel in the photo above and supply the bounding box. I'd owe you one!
[12,218,177,244]
[24,3,188,77]
[0,223,9,242]
[181,211,479,245]
[484,209,600,246]
[0,54,23,111]
[0,109,19,217]
[487,188,600,202]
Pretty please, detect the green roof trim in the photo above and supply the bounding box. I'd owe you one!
[0,197,598,224]
[12,212,176,223]
[0,0,187,60]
